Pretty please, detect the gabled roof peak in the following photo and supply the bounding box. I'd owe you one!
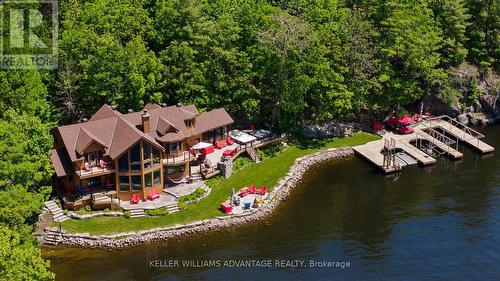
[89,104,121,121]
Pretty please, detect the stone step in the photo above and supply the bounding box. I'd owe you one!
[53,213,66,219]
[129,209,145,218]
[56,216,69,222]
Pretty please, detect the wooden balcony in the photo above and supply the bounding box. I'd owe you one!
[76,163,115,179]
[162,151,195,166]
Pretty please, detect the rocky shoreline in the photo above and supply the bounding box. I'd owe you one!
[40,147,354,249]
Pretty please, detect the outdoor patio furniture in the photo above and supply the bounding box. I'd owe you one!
[222,149,235,157]
[200,146,214,155]
[220,202,232,214]
[256,186,267,195]
[232,196,240,206]
[239,187,250,197]
[226,137,234,145]
[398,126,414,135]
[147,189,160,201]
[131,193,140,204]
[84,162,91,172]
[243,202,251,210]
[99,160,107,169]
[253,196,263,208]
[398,115,414,126]
[249,185,256,194]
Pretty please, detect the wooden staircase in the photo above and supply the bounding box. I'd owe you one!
[44,200,69,222]
[166,202,180,214]
[129,209,145,218]
[44,229,62,246]
[245,147,261,163]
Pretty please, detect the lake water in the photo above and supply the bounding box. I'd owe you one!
[43,126,500,281]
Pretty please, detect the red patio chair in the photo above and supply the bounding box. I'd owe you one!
[147,189,160,201]
[214,141,223,149]
[239,187,250,197]
[131,193,140,204]
[256,186,267,195]
[84,162,91,172]
[249,185,257,194]
[226,137,234,145]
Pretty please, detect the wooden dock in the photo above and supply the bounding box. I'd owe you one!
[354,115,494,173]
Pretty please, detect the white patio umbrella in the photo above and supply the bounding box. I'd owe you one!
[191,142,212,150]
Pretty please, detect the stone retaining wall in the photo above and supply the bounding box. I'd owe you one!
[46,147,354,249]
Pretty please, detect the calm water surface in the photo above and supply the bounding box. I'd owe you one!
[44,126,500,281]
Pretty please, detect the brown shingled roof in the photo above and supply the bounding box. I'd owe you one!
[194,108,234,134]
[50,148,74,177]
[74,128,107,154]
[89,104,121,121]
[143,102,162,111]
[53,103,234,174]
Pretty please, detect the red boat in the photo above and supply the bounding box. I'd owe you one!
[398,126,414,135]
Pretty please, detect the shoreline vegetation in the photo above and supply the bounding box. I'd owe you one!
[49,133,378,244]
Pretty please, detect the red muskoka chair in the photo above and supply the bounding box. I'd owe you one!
[147,189,160,201]
[249,185,257,194]
[131,193,140,204]
[214,141,224,149]
[226,137,234,145]
[84,162,91,172]
[256,186,267,195]
[239,187,250,197]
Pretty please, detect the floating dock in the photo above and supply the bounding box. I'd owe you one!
[354,115,495,173]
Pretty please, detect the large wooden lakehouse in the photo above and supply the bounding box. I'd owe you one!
[50,103,234,209]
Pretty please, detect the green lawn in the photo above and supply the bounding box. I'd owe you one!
[58,132,378,235]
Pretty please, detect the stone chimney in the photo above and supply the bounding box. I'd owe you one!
[142,109,150,133]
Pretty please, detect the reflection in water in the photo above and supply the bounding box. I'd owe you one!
[44,126,499,281]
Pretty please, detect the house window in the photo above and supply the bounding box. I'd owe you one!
[145,172,152,189]
[119,176,130,192]
[86,177,102,189]
[131,163,141,171]
[131,175,142,191]
[184,119,193,128]
[143,143,151,160]
[168,142,181,157]
[119,154,128,172]
[152,148,161,166]
[85,150,102,166]
[153,169,161,185]
[130,144,140,163]
[165,166,184,175]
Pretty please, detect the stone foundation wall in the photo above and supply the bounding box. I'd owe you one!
[46,147,354,249]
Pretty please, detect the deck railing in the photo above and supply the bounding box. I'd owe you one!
[163,151,194,165]
[427,115,485,142]
[76,162,114,177]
